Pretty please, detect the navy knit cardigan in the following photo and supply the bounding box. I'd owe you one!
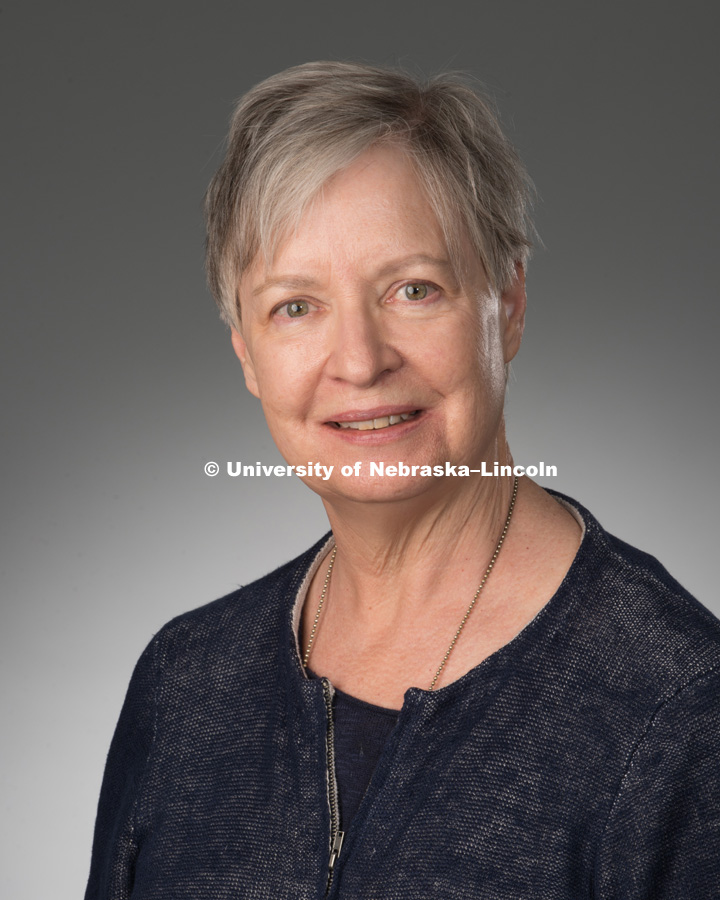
[85,493,720,898]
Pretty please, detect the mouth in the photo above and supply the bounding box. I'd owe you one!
[330,410,421,432]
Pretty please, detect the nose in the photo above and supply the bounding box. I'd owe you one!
[324,303,402,388]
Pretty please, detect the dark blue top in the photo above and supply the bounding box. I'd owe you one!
[307,669,401,831]
[84,492,720,899]
[332,686,400,830]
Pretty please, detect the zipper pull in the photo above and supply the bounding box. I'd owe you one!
[329,830,345,871]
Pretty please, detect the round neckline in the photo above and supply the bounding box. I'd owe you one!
[290,489,596,712]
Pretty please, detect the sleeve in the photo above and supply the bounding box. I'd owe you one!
[593,668,720,899]
[84,636,159,900]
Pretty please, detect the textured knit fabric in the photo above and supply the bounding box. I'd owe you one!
[84,492,720,899]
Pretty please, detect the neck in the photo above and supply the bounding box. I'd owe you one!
[319,452,518,633]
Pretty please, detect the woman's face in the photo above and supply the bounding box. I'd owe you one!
[233,144,525,504]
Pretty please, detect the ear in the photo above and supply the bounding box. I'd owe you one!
[230,327,260,398]
[500,263,527,364]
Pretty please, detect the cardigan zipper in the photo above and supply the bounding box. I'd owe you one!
[322,679,344,895]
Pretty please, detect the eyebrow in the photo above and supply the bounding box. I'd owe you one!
[251,254,455,297]
[252,275,319,297]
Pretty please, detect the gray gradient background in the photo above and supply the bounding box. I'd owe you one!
[2,1,718,896]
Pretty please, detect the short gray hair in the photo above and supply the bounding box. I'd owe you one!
[205,60,535,329]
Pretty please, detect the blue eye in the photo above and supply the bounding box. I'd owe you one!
[404,283,429,300]
[286,300,309,317]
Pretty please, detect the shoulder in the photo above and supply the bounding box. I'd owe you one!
[144,531,332,678]
[548,490,720,702]
[592,661,720,897]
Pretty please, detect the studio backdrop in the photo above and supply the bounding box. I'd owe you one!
[1,2,718,898]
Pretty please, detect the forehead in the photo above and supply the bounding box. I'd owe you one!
[247,144,451,287]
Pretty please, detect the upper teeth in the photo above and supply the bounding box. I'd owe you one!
[337,412,417,430]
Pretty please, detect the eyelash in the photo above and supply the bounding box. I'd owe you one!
[272,280,441,318]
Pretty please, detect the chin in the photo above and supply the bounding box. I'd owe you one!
[313,471,448,506]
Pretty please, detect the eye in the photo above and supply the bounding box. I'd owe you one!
[393,281,441,304]
[278,299,310,318]
[403,283,429,300]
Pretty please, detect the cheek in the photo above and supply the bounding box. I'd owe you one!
[445,304,504,382]
[438,313,507,429]
[252,339,319,416]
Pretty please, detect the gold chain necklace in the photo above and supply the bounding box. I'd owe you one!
[302,476,519,690]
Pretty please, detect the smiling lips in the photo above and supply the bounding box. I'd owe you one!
[328,409,421,431]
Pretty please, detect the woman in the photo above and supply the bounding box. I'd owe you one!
[85,62,720,899]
